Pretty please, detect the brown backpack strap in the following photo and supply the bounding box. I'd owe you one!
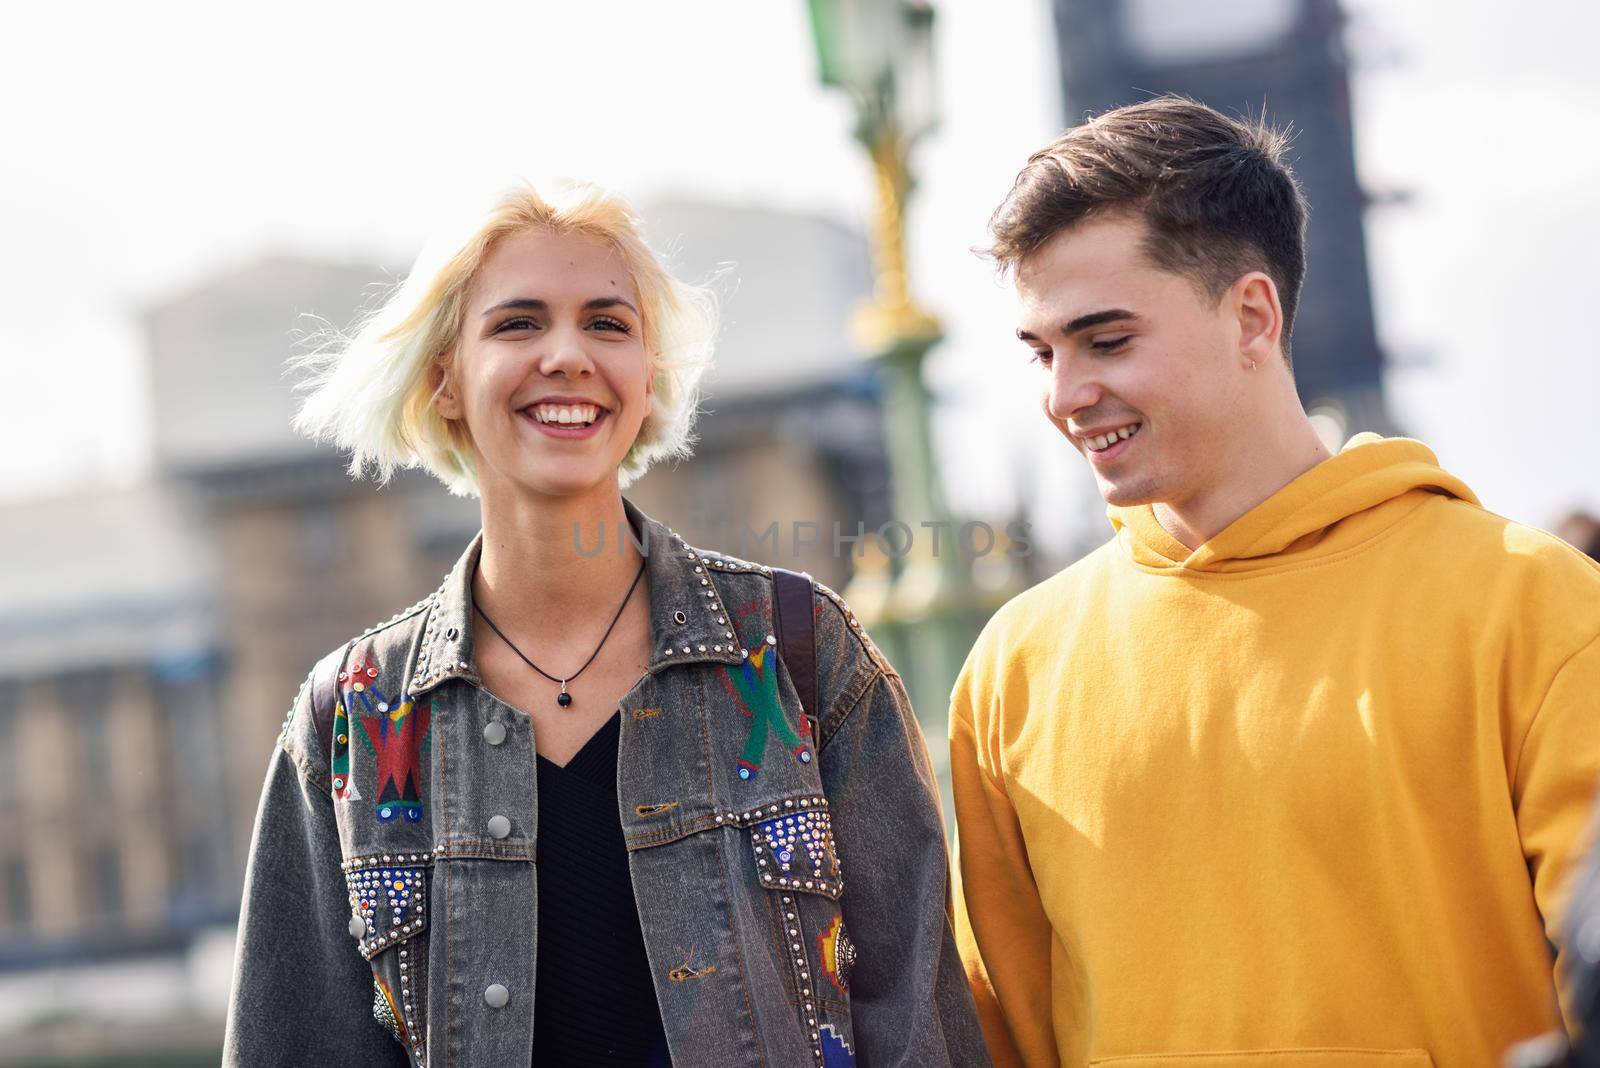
[770,568,818,747]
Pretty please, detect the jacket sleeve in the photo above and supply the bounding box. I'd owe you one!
[222,663,409,1067]
[949,669,1067,1068]
[821,666,994,1068]
[1514,629,1600,1029]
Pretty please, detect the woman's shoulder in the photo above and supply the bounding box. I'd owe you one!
[691,544,894,719]
[276,576,448,789]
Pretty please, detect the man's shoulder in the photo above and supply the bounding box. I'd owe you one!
[1423,496,1600,593]
[980,539,1119,640]
[957,539,1120,689]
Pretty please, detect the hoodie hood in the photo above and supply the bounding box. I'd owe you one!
[1108,434,1479,574]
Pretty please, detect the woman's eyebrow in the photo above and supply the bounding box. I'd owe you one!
[481,296,639,317]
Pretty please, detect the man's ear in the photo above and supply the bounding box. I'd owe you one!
[1233,272,1284,368]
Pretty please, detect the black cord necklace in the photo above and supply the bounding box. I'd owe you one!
[473,556,647,709]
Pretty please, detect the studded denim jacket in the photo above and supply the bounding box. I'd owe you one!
[222,502,991,1068]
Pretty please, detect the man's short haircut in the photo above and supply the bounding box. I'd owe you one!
[984,95,1308,361]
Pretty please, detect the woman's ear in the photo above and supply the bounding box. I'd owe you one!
[433,361,463,420]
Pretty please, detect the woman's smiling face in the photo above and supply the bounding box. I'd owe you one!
[439,228,653,502]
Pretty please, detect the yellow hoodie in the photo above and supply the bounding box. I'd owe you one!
[950,436,1600,1068]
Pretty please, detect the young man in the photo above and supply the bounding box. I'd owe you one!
[949,96,1600,1068]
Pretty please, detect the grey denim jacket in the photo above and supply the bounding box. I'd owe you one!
[223,503,991,1068]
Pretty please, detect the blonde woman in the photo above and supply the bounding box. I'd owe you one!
[221,184,989,1068]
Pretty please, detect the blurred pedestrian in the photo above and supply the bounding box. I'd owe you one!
[1555,511,1600,562]
[949,96,1600,1068]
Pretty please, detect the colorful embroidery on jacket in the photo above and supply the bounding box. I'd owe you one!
[758,810,834,878]
[818,914,856,994]
[820,1023,856,1068]
[330,701,360,801]
[358,701,432,823]
[348,866,425,930]
[723,642,811,781]
[340,650,432,823]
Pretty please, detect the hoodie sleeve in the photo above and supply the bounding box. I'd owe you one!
[1513,628,1600,1027]
[949,661,1069,1068]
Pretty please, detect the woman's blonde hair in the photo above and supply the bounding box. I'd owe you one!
[293,182,716,495]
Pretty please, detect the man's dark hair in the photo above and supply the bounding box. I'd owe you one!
[984,95,1308,362]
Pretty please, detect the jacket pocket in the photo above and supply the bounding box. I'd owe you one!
[1090,1050,1435,1067]
[345,857,429,1063]
[747,798,843,899]
[745,797,860,1065]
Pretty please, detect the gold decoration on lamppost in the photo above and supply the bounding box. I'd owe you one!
[805,0,942,355]
[855,124,942,354]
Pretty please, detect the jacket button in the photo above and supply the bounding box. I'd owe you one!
[483,721,507,746]
[484,983,509,1008]
[446,627,459,640]
[348,914,367,939]
[487,815,511,839]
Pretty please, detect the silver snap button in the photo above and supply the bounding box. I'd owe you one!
[348,914,366,939]
[487,814,511,839]
[484,983,509,1008]
[673,611,687,625]
[483,721,507,746]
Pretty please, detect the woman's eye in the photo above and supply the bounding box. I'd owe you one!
[1090,335,1131,353]
[591,316,631,334]
[495,317,538,333]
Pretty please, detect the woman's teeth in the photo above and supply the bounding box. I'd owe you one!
[1086,423,1140,452]
[530,403,601,426]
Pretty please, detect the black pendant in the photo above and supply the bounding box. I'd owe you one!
[557,691,573,708]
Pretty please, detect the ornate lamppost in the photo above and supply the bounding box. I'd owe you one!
[806,0,975,731]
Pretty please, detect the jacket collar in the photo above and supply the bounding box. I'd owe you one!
[409,499,745,698]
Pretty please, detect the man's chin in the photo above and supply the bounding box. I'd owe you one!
[1094,473,1163,509]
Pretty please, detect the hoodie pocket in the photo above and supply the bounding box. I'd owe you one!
[1090,1050,1434,1068]
[344,858,429,1063]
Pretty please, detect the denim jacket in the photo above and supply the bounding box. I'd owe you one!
[223,503,991,1067]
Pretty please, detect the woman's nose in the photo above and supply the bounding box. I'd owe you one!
[537,325,595,377]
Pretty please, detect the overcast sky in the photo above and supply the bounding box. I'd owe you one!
[1,0,1594,539]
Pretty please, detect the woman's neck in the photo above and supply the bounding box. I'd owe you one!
[473,482,645,633]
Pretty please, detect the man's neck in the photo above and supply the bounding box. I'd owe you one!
[1152,415,1332,551]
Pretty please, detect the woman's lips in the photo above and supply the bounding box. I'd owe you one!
[520,408,608,440]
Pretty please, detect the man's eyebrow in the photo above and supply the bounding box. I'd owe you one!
[481,295,640,317]
[1016,308,1140,343]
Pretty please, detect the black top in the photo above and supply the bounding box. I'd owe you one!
[533,714,671,1067]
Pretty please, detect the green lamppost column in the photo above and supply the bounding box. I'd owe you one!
[806,0,976,751]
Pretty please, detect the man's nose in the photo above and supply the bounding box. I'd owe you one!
[1047,359,1097,424]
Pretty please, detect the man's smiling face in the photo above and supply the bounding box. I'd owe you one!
[1015,210,1251,512]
